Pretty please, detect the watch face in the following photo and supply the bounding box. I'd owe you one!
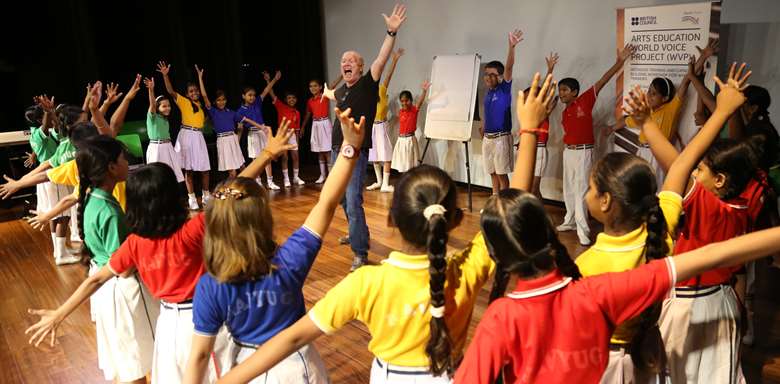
[342,145,355,158]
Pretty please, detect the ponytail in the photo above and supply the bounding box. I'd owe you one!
[488,267,510,303]
[424,205,454,377]
[629,194,669,375]
[549,231,582,280]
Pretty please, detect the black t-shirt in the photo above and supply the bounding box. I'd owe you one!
[332,72,379,149]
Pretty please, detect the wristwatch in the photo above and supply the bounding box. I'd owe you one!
[341,144,357,159]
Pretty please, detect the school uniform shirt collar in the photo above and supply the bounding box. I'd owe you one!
[89,187,119,205]
[382,251,429,270]
[507,270,572,299]
[590,225,646,253]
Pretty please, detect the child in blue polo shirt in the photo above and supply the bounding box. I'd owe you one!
[184,109,364,383]
[481,29,523,194]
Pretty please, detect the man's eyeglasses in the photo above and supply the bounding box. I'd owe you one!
[483,73,499,78]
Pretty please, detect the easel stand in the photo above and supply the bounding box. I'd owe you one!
[420,138,473,212]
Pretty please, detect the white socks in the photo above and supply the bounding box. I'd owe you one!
[374,164,382,184]
[283,170,290,183]
[293,169,299,179]
[188,192,196,201]
[382,171,391,188]
[202,190,211,198]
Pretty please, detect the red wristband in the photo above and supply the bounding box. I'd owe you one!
[520,128,547,135]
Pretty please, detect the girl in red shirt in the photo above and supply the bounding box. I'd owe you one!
[390,80,429,173]
[454,72,780,383]
[632,63,765,383]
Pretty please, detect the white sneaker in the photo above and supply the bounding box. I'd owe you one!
[267,181,281,191]
[315,175,326,184]
[556,223,576,232]
[380,185,394,193]
[188,197,200,210]
[284,179,291,188]
[578,236,592,246]
[55,254,81,265]
[366,182,381,191]
[294,177,306,186]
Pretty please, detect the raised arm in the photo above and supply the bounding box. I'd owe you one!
[545,52,559,78]
[594,44,635,96]
[382,48,404,88]
[687,56,716,112]
[677,37,719,102]
[156,61,177,97]
[36,95,56,136]
[667,63,750,195]
[79,83,92,122]
[511,73,556,191]
[195,65,210,109]
[144,77,156,114]
[623,87,679,174]
[415,81,431,110]
[24,265,116,347]
[303,107,366,236]
[504,29,524,82]
[108,75,142,138]
[239,118,296,179]
[260,70,281,100]
[99,82,122,116]
[85,82,111,135]
[370,4,407,81]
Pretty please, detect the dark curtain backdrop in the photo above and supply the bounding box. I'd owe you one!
[0,0,327,162]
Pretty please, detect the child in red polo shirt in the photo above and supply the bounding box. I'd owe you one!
[23,126,296,384]
[302,78,339,184]
[556,44,635,246]
[454,72,780,384]
[390,80,429,173]
[632,63,765,383]
[266,71,304,188]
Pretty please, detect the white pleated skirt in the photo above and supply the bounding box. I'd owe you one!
[311,119,333,153]
[247,129,268,158]
[369,121,393,162]
[216,133,245,171]
[93,272,159,382]
[391,135,420,172]
[231,342,329,383]
[146,140,184,182]
[152,302,232,383]
[175,127,211,171]
[659,285,745,384]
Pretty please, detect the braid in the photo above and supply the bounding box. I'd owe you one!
[488,266,510,303]
[77,177,92,266]
[628,195,669,375]
[425,213,454,377]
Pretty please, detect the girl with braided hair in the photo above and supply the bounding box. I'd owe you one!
[576,151,682,383]
[217,138,495,382]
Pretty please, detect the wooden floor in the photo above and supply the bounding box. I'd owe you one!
[0,168,774,383]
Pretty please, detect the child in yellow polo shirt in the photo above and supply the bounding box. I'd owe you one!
[575,152,682,382]
[219,166,494,383]
[157,60,211,210]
